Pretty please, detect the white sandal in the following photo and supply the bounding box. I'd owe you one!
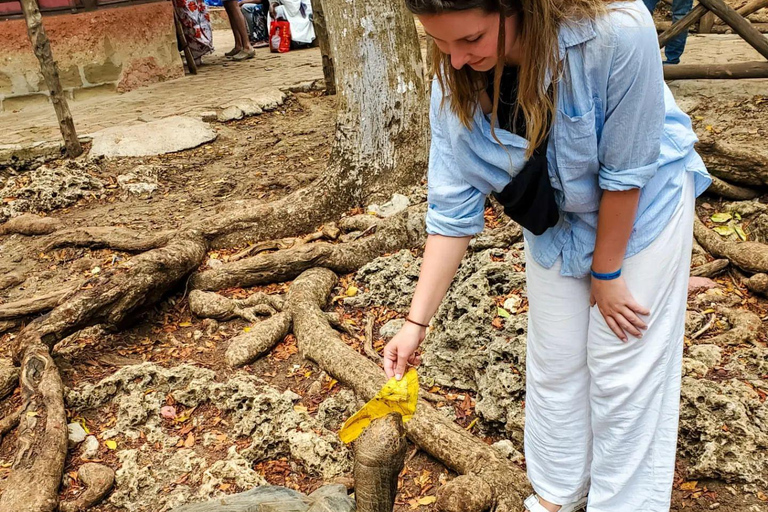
[524,494,587,512]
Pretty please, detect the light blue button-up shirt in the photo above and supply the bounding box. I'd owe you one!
[425,0,712,278]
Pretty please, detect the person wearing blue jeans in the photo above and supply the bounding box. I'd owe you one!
[643,0,694,64]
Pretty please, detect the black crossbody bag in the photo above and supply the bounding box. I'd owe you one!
[487,66,559,236]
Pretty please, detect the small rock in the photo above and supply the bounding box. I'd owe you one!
[321,222,341,240]
[367,193,410,218]
[503,295,522,313]
[207,258,223,267]
[235,99,263,117]
[201,318,219,335]
[685,310,706,337]
[160,405,177,420]
[67,422,87,448]
[380,319,405,338]
[307,379,323,396]
[491,439,525,464]
[193,330,203,341]
[81,435,100,460]
[249,88,286,111]
[217,105,244,122]
[688,344,722,369]
[199,111,218,122]
[117,165,159,196]
[689,276,719,294]
[89,116,217,158]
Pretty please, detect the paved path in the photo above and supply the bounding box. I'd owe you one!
[0,30,323,146]
[1,31,765,148]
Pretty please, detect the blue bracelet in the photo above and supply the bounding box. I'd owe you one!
[591,268,621,281]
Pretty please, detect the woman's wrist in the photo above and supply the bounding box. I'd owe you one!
[405,316,430,329]
[590,267,621,281]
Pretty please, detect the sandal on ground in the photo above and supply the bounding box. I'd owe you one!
[254,41,269,48]
[232,49,256,61]
[524,494,587,512]
[225,47,241,58]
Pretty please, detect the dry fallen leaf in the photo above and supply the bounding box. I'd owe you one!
[680,481,698,491]
[184,433,195,448]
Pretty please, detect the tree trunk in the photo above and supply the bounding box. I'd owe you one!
[321,0,428,204]
[311,0,336,95]
[19,0,82,158]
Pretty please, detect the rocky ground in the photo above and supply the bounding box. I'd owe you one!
[1,87,767,512]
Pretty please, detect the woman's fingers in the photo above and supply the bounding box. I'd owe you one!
[615,313,642,338]
[621,306,647,331]
[627,297,650,317]
[605,315,627,342]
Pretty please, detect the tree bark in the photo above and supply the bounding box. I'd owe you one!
[696,135,768,187]
[698,0,768,60]
[353,414,406,512]
[310,0,336,95]
[694,216,768,274]
[18,0,82,157]
[321,0,428,203]
[659,4,709,48]
[706,176,761,200]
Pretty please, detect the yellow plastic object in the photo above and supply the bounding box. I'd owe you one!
[338,368,419,444]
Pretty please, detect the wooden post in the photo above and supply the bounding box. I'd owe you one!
[716,0,768,22]
[19,0,82,157]
[698,0,768,60]
[699,11,716,32]
[310,0,336,95]
[658,3,709,48]
[664,61,768,79]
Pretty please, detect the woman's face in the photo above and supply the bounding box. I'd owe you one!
[419,9,520,71]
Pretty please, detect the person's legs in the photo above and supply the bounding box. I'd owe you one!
[241,3,256,42]
[664,0,694,64]
[641,0,660,14]
[228,0,253,52]
[586,174,695,512]
[224,0,243,54]
[524,252,592,510]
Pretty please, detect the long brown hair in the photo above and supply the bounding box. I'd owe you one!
[406,0,609,158]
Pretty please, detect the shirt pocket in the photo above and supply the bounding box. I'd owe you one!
[554,101,601,213]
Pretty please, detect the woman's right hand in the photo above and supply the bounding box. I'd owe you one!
[383,321,426,380]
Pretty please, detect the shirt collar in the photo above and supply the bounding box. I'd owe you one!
[557,18,597,58]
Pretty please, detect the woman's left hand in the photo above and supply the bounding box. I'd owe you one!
[590,276,650,342]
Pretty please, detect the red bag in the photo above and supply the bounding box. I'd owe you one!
[269,20,291,53]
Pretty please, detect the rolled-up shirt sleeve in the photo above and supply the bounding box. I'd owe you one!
[425,85,487,237]
[597,10,664,192]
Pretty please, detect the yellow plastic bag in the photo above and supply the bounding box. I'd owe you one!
[338,368,419,444]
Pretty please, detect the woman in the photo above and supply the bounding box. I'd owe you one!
[382,1,711,511]
[268,0,316,48]
[174,0,214,66]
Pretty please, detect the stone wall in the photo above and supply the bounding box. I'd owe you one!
[0,2,184,112]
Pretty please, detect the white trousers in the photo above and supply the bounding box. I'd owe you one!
[524,174,694,512]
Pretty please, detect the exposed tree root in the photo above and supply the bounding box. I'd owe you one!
[59,463,115,512]
[0,408,20,441]
[691,239,709,267]
[363,315,382,363]
[190,205,426,291]
[0,214,62,236]
[0,358,19,399]
[0,340,67,512]
[189,290,283,323]
[338,214,381,233]
[353,413,406,512]
[706,307,762,346]
[691,259,729,278]
[41,227,174,253]
[225,312,292,367]
[694,216,768,274]
[696,135,768,187]
[0,285,79,321]
[11,235,207,359]
[707,176,761,200]
[436,474,494,512]
[744,272,768,296]
[468,223,523,252]
[287,267,530,512]
[0,271,26,291]
[0,320,21,335]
